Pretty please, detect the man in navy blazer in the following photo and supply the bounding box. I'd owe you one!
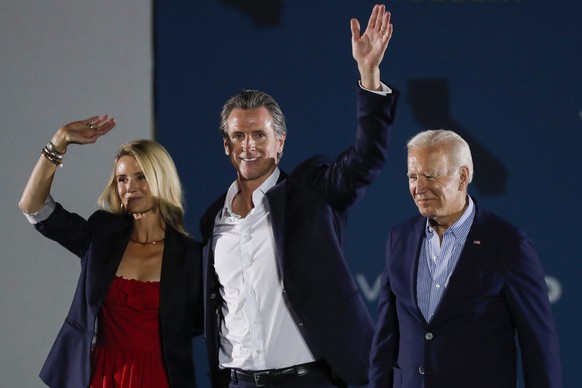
[369,129,562,388]
[199,5,398,387]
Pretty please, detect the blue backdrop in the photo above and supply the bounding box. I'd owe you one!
[154,1,582,386]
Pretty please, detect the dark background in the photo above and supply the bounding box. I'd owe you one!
[154,1,582,386]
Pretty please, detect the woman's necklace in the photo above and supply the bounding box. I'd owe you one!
[129,237,165,245]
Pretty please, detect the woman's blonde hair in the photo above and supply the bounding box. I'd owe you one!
[97,139,188,235]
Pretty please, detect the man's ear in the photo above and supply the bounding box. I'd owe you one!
[458,166,469,191]
[277,134,286,153]
[224,138,230,156]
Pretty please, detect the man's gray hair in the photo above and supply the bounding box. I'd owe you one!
[407,129,474,183]
[219,89,287,140]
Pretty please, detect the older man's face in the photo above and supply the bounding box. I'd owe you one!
[407,145,468,227]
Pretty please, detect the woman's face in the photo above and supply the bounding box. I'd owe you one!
[115,155,155,215]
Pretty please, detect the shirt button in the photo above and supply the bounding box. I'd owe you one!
[418,367,425,375]
[425,332,434,341]
[435,284,441,289]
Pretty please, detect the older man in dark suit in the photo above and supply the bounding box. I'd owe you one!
[369,129,562,388]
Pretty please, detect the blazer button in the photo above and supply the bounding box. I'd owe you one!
[418,367,425,375]
[425,332,434,341]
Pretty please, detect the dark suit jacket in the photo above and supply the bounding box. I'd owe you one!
[200,85,399,387]
[369,199,562,388]
[34,203,203,388]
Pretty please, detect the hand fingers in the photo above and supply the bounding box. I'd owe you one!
[99,117,117,137]
[364,5,390,36]
[375,4,386,31]
[83,116,101,127]
[79,115,116,139]
[90,116,115,136]
[386,23,393,40]
[366,4,380,31]
[92,115,110,127]
[380,10,391,35]
[350,18,361,41]
[383,9,391,27]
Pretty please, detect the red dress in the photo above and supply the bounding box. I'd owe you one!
[90,276,169,388]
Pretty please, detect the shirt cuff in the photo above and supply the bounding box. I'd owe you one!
[23,195,56,224]
[359,81,392,95]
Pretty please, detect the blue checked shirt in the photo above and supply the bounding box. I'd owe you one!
[416,196,475,322]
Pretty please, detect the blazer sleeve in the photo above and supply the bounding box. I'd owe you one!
[369,230,399,388]
[291,84,399,211]
[34,202,91,260]
[503,230,562,387]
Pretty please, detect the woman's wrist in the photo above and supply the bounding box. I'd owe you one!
[50,129,68,154]
[41,142,64,167]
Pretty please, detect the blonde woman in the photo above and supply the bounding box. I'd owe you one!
[19,116,203,388]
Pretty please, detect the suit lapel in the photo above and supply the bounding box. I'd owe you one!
[87,214,131,307]
[200,195,225,290]
[406,219,428,324]
[159,227,183,318]
[429,206,488,324]
[201,194,226,245]
[265,178,287,281]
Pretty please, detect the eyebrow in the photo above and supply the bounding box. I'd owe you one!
[115,172,144,178]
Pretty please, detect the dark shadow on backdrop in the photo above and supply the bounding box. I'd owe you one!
[222,0,283,27]
[408,79,508,196]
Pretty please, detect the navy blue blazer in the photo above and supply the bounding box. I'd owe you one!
[200,85,399,387]
[34,203,203,388]
[369,200,562,388]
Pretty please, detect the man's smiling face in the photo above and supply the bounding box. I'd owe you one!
[224,107,286,185]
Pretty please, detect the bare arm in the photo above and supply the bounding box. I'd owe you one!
[19,116,116,214]
[351,4,394,90]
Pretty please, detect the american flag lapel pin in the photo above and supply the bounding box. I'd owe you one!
[473,240,481,245]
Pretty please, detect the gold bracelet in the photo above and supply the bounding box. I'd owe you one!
[46,141,65,157]
[42,146,63,167]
